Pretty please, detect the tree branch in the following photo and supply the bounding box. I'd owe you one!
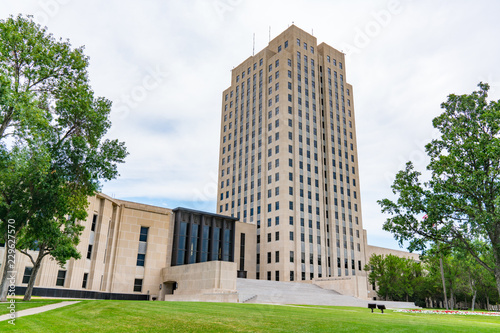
[19,249,36,266]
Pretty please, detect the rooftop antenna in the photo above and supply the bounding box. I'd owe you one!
[253,33,255,56]
[269,26,271,42]
[312,28,314,36]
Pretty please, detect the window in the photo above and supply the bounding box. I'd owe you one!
[275,271,280,281]
[177,222,189,265]
[289,231,294,241]
[137,253,145,266]
[87,244,93,260]
[139,227,149,242]
[267,252,271,263]
[82,272,89,289]
[56,270,66,287]
[275,251,280,263]
[134,278,143,292]
[91,214,98,232]
[22,267,33,284]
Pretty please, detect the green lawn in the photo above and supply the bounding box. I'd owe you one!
[1,301,499,332]
[0,299,64,316]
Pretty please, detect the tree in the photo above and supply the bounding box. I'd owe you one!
[421,243,498,310]
[365,254,422,302]
[379,82,500,297]
[0,15,127,301]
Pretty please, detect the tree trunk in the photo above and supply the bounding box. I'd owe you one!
[23,249,45,301]
[487,295,490,311]
[0,246,11,302]
[471,290,476,311]
[495,268,500,301]
[440,255,449,310]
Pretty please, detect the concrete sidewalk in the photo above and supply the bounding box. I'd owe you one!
[0,301,80,322]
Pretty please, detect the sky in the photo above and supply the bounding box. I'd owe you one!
[2,0,500,251]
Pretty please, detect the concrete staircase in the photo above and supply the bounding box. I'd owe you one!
[236,278,418,309]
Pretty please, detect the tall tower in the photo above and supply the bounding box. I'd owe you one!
[217,25,367,283]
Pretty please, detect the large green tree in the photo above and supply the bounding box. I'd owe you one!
[379,83,500,297]
[0,15,127,301]
[365,253,423,302]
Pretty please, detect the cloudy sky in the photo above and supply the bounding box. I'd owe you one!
[2,0,500,250]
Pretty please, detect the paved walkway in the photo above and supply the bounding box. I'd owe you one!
[0,301,80,322]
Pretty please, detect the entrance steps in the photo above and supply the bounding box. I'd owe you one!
[236,278,418,309]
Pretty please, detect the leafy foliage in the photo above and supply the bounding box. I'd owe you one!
[379,83,500,296]
[0,15,127,300]
[365,254,423,302]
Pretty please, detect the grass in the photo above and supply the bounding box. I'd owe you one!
[0,298,64,316]
[0,300,499,332]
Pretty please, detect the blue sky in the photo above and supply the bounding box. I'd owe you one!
[2,0,500,250]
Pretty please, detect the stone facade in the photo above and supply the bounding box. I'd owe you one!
[217,24,367,285]
[0,193,255,301]
[0,192,418,301]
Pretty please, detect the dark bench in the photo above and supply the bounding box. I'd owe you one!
[377,304,386,313]
[368,303,386,313]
